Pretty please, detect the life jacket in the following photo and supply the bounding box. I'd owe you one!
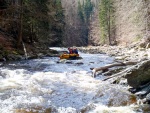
[73,49,78,54]
[69,49,73,54]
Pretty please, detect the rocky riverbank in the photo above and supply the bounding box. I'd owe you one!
[78,44,150,61]
[78,45,150,106]
[0,33,60,62]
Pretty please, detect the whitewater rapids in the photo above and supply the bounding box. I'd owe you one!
[0,49,143,113]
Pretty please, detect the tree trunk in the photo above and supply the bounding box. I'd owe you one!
[108,7,111,45]
[30,23,33,43]
[17,0,23,47]
[91,61,138,78]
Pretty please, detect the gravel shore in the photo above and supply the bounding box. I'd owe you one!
[78,45,150,62]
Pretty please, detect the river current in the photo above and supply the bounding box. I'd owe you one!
[0,48,144,113]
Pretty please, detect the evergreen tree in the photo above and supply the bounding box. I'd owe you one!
[78,1,84,22]
[23,0,49,44]
[99,0,115,45]
[77,0,94,45]
[0,0,65,47]
[78,0,93,23]
[49,0,65,46]
[84,0,93,23]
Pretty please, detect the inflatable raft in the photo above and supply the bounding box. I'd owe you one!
[60,53,79,59]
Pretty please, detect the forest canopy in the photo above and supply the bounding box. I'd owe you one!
[0,0,65,47]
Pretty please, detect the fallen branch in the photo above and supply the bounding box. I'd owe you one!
[91,61,138,78]
[102,66,134,81]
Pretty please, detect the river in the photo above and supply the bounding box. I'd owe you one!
[0,48,145,113]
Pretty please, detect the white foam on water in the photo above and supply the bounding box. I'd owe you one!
[0,50,142,113]
[89,104,140,113]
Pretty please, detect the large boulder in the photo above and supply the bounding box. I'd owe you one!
[125,60,150,88]
[146,93,150,103]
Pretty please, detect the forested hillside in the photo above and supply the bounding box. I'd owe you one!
[0,0,65,60]
[90,0,150,46]
[0,0,64,47]
[114,0,150,46]
[61,0,94,46]
[0,0,149,60]
[61,0,149,46]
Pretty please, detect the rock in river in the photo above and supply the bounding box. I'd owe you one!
[126,60,150,88]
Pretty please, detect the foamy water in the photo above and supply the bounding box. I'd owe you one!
[0,50,143,113]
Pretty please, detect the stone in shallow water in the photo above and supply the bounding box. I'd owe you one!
[146,93,150,101]
[75,62,84,65]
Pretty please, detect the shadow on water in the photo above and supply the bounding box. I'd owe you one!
[0,58,55,73]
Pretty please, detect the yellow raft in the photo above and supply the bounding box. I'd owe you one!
[60,53,79,59]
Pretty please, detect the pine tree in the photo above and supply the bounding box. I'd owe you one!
[84,0,93,23]
[78,1,84,22]
[99,0,115,45]
[23,0,49,43]
[77,0,94,45]
[48,0,65,46]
